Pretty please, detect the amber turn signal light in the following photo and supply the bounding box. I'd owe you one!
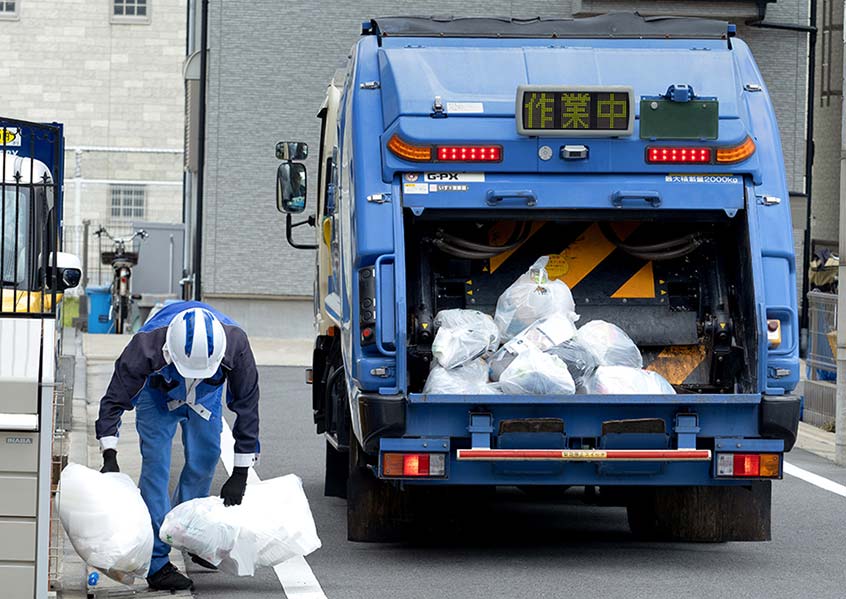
[716,136,756,164]
[387,134,432,162]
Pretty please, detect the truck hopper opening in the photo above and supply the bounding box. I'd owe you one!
[404,209,758,395]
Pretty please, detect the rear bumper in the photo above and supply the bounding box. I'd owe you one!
[355,392,796,483]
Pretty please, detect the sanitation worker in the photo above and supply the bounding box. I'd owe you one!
[95,301,260,591]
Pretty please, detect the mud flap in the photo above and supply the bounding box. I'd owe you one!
[627,481,771,542]
[346,436,411,542]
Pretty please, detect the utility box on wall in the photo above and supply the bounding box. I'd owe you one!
[131,222,186,296]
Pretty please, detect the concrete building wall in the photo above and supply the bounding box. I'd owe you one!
[0,0,186,282]
[196,0,811,337]
[810,0,844,246]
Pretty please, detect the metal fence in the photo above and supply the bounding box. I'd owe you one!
[805,291,837,427]
[63,221,149,288]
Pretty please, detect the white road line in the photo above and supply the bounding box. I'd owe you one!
[784,461,846,498]
[219,421,328,599]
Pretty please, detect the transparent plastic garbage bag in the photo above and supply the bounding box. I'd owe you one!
[431,309,500,369]
[58,463,153,585]
[574,320,643,369]
[160,474,321,577]
[586,366,676,395]
[494,257,578,341]
[424,359,499,395]
[498,346,576,395]
[488,315,578,382]
[546,340,598,392]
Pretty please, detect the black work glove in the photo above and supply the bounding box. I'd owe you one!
[220,467,248,506]
[101,449,120,473]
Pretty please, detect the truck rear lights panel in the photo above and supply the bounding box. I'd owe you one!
[716,453,780,478]
[382,452,447,478]
[456,449,712,461]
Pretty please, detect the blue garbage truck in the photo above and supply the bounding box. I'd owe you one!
[276,13,801,542]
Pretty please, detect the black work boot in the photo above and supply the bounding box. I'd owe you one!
[189,553,218,570]
[146,562,194,591]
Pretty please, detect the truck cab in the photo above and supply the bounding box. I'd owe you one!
[277,13,801,542]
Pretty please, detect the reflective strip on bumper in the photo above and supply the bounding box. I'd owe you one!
[456,449,712,462]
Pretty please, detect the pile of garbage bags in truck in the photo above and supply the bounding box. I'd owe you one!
[424,256,675,396]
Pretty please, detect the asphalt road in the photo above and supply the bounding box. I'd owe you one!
[186,367,846,599]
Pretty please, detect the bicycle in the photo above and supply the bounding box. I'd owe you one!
[94,226,148,334]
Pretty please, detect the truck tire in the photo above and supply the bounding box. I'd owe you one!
[346,432,409,542]
[626,482,772,542]
[324,440,348,499]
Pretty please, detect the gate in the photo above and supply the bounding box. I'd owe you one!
[0,117,63,316]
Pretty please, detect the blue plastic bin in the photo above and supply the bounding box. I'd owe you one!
[86,285,113,334]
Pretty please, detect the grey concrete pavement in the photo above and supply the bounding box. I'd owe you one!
[189,367,846,599]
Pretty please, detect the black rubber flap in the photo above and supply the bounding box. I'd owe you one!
[369,13,729,40]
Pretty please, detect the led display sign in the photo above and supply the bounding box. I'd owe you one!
[516,85,634,137]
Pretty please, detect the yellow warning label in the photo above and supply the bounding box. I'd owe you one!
[561,450,607,459]
[1,128,17,145]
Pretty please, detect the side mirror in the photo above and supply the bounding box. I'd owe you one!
[275,141,308,161]
[51,252,82,291]
[276,162,307,214]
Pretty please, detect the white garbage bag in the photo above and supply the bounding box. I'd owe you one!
[58,463,153,585]
[494,257,579,341]
[423,359,498,394]
[431,309,500,369]
[498,346,576,395]
[488,315,578,382]
[160,474,321,577]
[574,320,643,368]
[586,366,676,395]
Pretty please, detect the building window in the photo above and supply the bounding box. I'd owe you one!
[0,1,20,20]
[110,185,146,220]
[112,0,149,23]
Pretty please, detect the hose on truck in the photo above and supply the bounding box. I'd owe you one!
[599,223,706,262]
[431,222,532,259]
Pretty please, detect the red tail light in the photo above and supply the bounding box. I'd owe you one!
[403,454,429,476]
[647,147,712,163]
[733,453,760,477]
[437,145,502,162]
[382,452,447,477]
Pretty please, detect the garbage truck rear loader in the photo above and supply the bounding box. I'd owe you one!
[277,14,801,542]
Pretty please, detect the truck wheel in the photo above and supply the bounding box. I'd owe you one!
[627,482,772,542]
[324,440,348,499]
[346,433,409,542]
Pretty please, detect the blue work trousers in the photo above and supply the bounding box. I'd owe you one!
[135,385,223,576]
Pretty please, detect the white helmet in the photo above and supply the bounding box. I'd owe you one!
[165,307,227,379]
